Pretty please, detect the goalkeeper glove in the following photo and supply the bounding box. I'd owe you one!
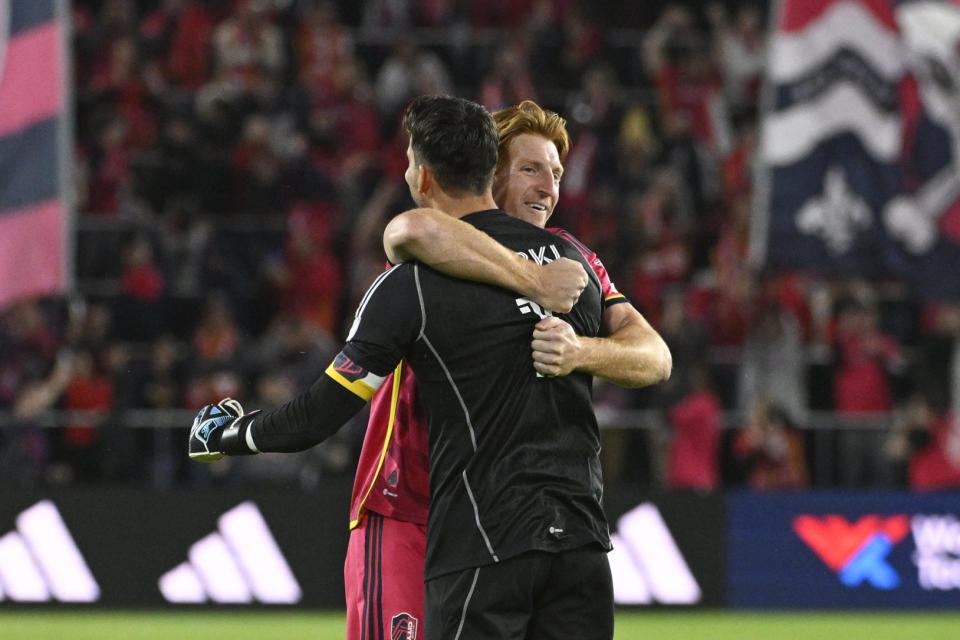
[188,398,260,461]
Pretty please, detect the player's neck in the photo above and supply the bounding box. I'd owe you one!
[426,192,498,219]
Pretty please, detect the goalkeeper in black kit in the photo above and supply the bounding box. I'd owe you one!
[190,95,617,640]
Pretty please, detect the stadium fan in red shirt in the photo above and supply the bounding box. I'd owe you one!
[341,100,672,640]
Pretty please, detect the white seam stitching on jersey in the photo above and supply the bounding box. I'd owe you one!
[348,267,401,342]
[421,335,476,451]
[356,268,394,316]
[413,268,477,449]
[414,264,426,339]
[415,264,497,566]
[349,268,398,341]
[453,567,481,640]
[462,472,498,562]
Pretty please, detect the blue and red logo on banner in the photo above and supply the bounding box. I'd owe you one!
[727,491,960,608]
[793,514,911,589]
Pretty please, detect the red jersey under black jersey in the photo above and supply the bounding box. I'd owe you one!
[347,228,628,530]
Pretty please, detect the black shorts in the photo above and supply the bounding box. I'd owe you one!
[425,545,614,640]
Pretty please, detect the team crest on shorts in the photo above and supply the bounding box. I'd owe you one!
[391,612,419,640]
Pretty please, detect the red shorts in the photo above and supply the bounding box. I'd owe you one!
[345,512,427,640]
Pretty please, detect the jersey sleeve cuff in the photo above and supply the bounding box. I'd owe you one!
[603,293,629,308]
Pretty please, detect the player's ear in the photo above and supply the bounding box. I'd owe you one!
[417,163,433,195]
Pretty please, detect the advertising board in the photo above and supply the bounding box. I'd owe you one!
[0,482,352,608]
[0,484,725,609]
[604,490,724,607]
[727,491,960,608]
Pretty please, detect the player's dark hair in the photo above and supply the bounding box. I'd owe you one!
[402,95,499,196]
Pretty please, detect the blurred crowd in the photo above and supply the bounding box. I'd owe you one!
[2,0,959,492]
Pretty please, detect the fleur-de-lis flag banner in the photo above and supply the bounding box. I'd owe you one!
[0,0,68,309]
[753,0,960,299]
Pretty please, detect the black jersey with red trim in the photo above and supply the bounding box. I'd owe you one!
[340,209,610,580]
[547,227,629,308]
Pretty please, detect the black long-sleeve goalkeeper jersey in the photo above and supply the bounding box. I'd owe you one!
[256,209,611,580]
[346,209,611,580]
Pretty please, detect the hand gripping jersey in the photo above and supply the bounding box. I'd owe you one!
[347,218,629,543]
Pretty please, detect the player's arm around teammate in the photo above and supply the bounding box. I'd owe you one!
[385,207,671,387]
[384,206,588,314]
[383,99,672,388]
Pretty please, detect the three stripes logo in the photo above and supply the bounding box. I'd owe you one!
[607,503,701,605]
[159,502,301,604]
[0,501,100,602]
[793,514,911,589]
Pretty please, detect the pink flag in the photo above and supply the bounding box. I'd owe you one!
[0,0,67,309]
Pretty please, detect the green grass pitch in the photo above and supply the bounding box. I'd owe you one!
[2,610,960,639]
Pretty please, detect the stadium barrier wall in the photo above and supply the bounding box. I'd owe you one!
[1,485,957,609]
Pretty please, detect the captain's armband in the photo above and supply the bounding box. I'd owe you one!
[325,352,387,401]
